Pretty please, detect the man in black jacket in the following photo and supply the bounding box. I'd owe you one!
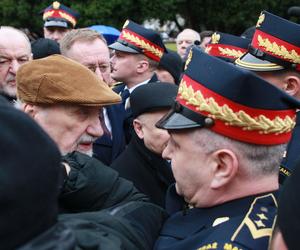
[111,82,177,207]
[14,54,167,247]
[0,84,166,250]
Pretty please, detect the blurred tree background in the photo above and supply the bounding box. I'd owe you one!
[0,0,299,37]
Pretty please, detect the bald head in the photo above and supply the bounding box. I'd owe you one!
[176,29,200,58]
[0,26,32,99]
[0,27,31,52]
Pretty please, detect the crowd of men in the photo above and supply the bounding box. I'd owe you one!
[1,1,300,249]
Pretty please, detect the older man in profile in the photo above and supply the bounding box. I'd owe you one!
[154,47,300,250]
[15,55,167,249]
[16,54,120,157]
[0,26,32,102]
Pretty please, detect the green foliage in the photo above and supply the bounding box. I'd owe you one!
[0,0,299,37]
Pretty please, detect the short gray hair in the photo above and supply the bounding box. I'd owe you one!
[191,128,286,177]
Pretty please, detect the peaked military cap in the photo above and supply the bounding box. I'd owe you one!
[156,47,300,145]
[109,20,167,62]
[236,11,300,71]
[205,32,251,62]
[42,1,80,28]
[131,81,178,118]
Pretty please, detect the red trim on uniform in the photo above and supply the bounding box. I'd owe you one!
[119,28,163,62]
[252,29,300,71]
[177,74,295,145]
[206,44,247,59]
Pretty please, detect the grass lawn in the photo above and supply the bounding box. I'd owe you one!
[165,42,177,51]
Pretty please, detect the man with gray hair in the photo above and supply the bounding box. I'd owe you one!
[0,26,32,102]
[176,28,200,59]
[154,48,300,250]
[60,28,125,165]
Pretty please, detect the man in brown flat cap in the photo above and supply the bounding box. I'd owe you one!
[16,54,121,157]
[14,54,167,249]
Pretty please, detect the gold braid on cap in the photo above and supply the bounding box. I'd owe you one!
[122,30,163,58]
[43,10,54,20]
[258,35,300,64]
[59,11,76,26]
[218,47,245,58]
[205,46,212,54]
[179,81,295,134]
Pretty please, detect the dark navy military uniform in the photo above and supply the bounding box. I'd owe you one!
[108,19,166,144]
[280,112,300,184]
[155,186,277,250]
[154,47,300,250]
[234,11,300,184]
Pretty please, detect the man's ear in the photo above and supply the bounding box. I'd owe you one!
[23,103,38,118]
[136,60,149,73]
[210,149,239,189]
[133,118,144,139]
[283,75,300,97]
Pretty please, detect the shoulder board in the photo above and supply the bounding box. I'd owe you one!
[230,193,277,248]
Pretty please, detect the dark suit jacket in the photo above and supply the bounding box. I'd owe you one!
[110,134,175,208]
[113,74,158,144]
[93,104,126,165]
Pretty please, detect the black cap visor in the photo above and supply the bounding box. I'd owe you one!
[156,102,214,130]
[109,40,141,54]
[235,52,284,71]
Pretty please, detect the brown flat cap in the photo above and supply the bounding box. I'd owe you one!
[17,55,121,106]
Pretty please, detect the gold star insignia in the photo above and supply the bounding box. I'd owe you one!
[254,220,266,228]
[257,213,268,220]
